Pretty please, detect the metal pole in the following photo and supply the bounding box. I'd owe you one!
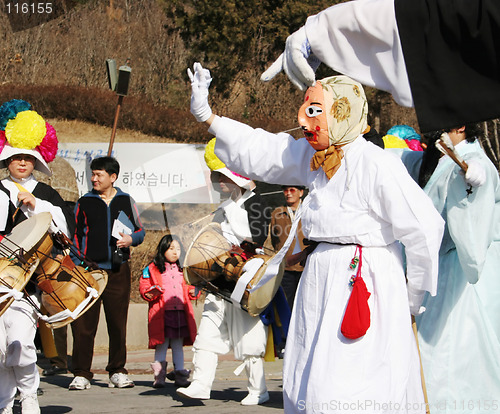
[107,94,124,156]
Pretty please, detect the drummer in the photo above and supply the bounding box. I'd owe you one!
[0,100,74,414]
[176,138,271,406]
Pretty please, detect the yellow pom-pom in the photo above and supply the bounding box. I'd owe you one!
[204,138,226,171]
[5,110,46,149]
[382,134,409,149]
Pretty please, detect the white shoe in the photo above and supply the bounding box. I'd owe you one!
[19,393,40,414]
[242,356,268,405]
[176,381,211,400]
[0,406,13,414]
[109,373,134,388]
[241,391,270,406]
[69,376,91,390]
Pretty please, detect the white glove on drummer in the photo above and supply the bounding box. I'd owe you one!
[464,159,486,187]
[407,284,426,316]
[187,62,213,122]
[261,26,321,91]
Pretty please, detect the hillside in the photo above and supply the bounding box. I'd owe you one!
[49,118,178,144]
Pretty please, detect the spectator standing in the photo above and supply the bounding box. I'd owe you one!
[139,234,198,388]
[69,156,145,390]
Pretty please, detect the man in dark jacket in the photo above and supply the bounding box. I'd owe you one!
[69,156,145,391]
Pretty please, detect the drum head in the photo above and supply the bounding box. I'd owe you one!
[242,255,285,317]
[39,267,108,329]
[0,257,40,317]
[183,222,232,286]
[0,212,52,261]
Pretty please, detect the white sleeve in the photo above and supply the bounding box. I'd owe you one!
[305,0,413,107]
[31,198,70,238]
[367,155,444,295]
[0,191,9,232]
[210,115,314,186]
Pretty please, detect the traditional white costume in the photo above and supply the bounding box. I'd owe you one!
[187,63,443,413]
[400,140,500,413]
[0,100,70,413]
[177,140,269,405]
[212,114,444,413]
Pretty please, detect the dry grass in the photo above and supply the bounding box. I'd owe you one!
[49,118,183,144]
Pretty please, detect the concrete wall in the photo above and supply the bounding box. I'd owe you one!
[66,301,204,353]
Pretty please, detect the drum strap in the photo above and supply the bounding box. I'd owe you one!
[37,286,99,324]
[249,197,310,292]
[12,181,29,193]
[0,286,24,303]
[11,181,30,221]
[229,257,264,307]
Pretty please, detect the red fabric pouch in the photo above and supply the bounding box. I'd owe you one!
[341,246,371,339]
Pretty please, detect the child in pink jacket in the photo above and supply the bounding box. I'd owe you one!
[140,234,199,388]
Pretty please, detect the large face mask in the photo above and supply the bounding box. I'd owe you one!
[298,76,368,151]
[298,82,330,150]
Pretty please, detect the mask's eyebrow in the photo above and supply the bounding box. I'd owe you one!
[310,102,322,105]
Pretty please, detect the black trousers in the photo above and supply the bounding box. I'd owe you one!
[280,270,302,311]
[49,326,68,369]
[71,262,131,380]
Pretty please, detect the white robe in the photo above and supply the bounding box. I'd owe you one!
[400,141,500,413]
[210,116,444,413]
[194,190,267,360]
[304,0,412,107]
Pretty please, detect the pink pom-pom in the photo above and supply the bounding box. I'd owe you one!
[231,171,250,180]
[406,139,423,152]
[36,122,58,162]
[0,130,6,153]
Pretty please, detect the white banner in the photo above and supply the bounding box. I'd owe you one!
[58,143,220,204]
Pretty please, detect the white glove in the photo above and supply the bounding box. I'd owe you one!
[464,159,486,187]
[260,26,321,91]
[187,62,213,122]
[407,284,426,316]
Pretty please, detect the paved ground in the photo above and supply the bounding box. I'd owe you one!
[28,347,285,414]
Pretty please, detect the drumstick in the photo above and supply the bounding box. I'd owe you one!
[435,133,473,196]
[12,200,22,222]
[187,211,216,228]
[435,133,468,172]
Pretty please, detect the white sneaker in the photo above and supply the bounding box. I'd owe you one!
[19,393,40,414]
[109,373,134,388]
[240,391,270,406]
[0,406,13,414]
[69,376,91,390]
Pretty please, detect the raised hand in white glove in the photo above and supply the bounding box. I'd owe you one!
[187,62,213,122]
[464,159,486,187]
[407,284,426,316]
[260,26,321,91]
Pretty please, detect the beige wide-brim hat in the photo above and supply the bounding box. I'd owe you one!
[0,144,52,176]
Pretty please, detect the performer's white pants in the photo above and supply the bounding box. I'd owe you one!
[193,293,267,359]
[0,295,40,409]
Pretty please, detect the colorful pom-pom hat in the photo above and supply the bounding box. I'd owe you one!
[0,99,58,176]
[386,125,421,141]
[204,137,252,189]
